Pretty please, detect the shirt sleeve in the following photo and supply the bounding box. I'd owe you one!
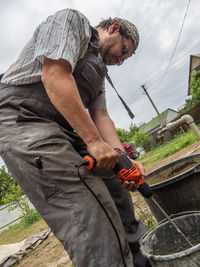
[34,9,92,72]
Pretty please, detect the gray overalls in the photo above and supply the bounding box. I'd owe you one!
[0,27,149,267]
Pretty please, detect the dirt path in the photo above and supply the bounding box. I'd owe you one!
[15,141,200,267]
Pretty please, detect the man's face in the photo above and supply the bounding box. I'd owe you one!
[99,27,134,66]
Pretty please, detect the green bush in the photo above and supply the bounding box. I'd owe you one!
[117,123,140,143]
[133,132,152,152]
[20,209,41,227]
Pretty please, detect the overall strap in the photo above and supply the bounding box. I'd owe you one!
[105,73,135,119]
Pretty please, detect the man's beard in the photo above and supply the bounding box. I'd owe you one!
[99,45,110,65]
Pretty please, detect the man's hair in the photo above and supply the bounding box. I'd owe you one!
[96,17,139,53]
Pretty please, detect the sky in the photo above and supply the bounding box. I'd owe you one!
[0,0,199,164]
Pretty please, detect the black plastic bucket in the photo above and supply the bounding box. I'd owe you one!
[145,154,200,222]
[140,212,200,267]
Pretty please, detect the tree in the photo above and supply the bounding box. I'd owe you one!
[179,70,200,114]
[117,123,140,143]
[0,166,23,205]
[0,165,26,213]
[133,132,152,152]
[189,70,200,106]
[0,165,40,225]
[2,183,30,215]
[116,128,132,143]
[129,123,140,137]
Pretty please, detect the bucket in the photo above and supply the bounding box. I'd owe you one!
[140,212,200,267]
[145,154,200,222]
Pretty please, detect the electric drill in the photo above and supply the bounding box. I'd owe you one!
[83,148,153,199]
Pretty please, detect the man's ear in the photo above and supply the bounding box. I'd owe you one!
[108,22,120,35]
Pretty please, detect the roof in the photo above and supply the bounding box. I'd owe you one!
[139,108,177,133]
[191,54,200,57]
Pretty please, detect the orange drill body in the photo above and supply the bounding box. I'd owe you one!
[83,149,153,198]
[113,149,144,186]
[116,165,144,186]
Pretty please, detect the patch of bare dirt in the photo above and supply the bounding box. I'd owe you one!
[15,142,200,267]
[15,235,71,267]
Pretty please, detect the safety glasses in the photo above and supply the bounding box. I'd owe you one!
[118,36,129,65]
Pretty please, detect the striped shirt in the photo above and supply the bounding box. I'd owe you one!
[2,9,107,110]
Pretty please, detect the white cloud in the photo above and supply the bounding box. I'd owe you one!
[157,29,174,52]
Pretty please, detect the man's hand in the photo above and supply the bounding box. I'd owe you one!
[133,159,146,177]
[117,159,146,192]
[87,140,118,169]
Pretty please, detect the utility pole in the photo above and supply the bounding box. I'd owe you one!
[141,84,163,123]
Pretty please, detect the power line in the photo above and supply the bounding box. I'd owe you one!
[155,0,191,88]
[142,40,200,91]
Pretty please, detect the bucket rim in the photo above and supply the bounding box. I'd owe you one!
[147,153,200,175]
[157,210,200,225]
[148,164,200,190]
[145,155,200,189]
[141,243,200,261]
[140,212,200,240]
[140,212,200,261]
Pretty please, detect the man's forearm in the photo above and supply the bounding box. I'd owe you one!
[98,117,124,149]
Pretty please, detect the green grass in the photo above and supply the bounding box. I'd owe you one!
[137,206,157,230]
[0,209,43,244]
[138,129,198,167]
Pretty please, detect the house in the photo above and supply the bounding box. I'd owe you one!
[139,108,178,147]
[188,54,200,94]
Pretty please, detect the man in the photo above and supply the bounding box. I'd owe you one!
[0,9,151,267]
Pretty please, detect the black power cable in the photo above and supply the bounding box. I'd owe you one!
[155,0,191,88]
[75,163,128,267]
